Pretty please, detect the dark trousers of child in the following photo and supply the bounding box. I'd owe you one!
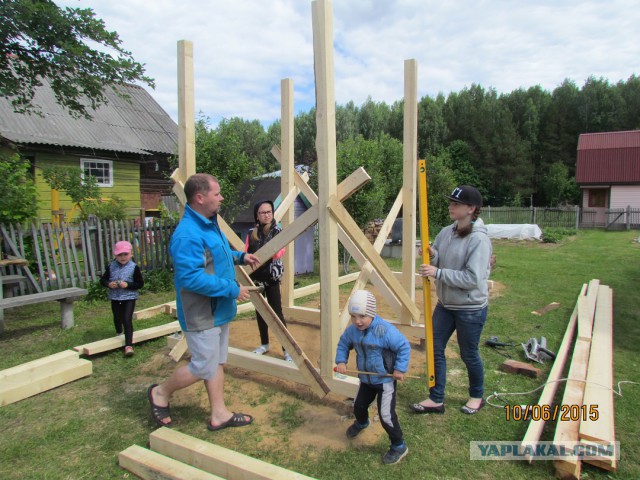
[111,299,136,347]
[354,381,404,447]
[256,282,287,346]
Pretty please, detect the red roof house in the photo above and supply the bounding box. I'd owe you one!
[576,130,640,227]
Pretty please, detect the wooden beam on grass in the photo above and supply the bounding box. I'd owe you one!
[133,303,173,320]
[150,427,318,480]
[119,444,222,480]
[580,285,617,471]
[0,350,92,406]
[523,284,587,462]
[553,280,599,479]
[75,321,181,355]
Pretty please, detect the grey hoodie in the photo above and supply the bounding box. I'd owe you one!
[430,218,492,310]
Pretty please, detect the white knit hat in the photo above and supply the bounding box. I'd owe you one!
[348,290,377,318]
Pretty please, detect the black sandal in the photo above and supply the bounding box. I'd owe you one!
[147,384,172,427]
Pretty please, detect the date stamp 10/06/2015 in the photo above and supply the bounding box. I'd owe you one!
[505,404,599,422]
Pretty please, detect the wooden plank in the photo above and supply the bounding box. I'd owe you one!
[401,58,418,320]
[0,350,80,379]
[119,445,222,480]
[177,40,196,181]
[531,301,561,316]
[168,336,189,362]
[133,304,171,320]
[522,285,587,462]
[283,306,320,324]
[312,0,341,384]
[327,196,419,319]
[236,267,329,398]
[33,224,49,291]
[150,427,317,480]
[77,321,182,355]
[0,356,92,406]
[46,224,63,289]
[553,282,597,479]
[580,286,617,471]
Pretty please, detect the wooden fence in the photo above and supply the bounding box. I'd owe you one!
[0,218,178,294]
[484,206,640,230]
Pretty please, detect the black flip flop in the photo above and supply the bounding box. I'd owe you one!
[207,412,254,431]
[147,384,172,427]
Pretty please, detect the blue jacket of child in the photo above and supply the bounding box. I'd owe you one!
[335,315,411,385]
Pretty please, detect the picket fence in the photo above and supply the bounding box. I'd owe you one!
[0,218,178,295]
[484,206,640,230]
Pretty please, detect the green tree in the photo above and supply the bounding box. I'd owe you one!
[540,161,580,206]
[194,115,257,222]
[40,165,126,221]
[0,152,38,224]
[1,0,153,118]
[424,154,458,234]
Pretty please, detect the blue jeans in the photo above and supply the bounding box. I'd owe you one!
[429,303,488,403]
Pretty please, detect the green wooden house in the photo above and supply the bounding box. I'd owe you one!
[0,79,178,222]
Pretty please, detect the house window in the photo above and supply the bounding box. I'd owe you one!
[81,159,113,187]
[588,189,607,208]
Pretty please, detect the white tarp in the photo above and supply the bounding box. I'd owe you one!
[486,224,542,240]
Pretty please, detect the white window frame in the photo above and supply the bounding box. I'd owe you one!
[80,158,113,187]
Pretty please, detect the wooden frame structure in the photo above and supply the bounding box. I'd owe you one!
[171,0,428,399]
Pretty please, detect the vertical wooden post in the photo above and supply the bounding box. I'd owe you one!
[280,79,295,310]
[312,0,340,379]
[177,40,196,184]
[401,59,418,321]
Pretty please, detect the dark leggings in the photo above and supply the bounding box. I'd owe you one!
[256,282,287,347]
[111,299,136,347]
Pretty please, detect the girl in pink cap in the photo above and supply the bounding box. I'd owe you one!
[100,240,144,356]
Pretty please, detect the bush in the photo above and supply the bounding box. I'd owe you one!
[141,268,174,293]
[0,152,38,224]
[541,227,577,243]
[84,280,108,302]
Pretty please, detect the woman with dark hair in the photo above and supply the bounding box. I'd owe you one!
[244,200,291,361]
[410,185,492,415]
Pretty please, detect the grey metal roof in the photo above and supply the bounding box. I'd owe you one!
[0,79,177,156]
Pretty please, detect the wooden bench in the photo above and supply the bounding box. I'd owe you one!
[0,287,88,334]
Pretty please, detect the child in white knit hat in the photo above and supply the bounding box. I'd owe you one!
[335,289,411,465]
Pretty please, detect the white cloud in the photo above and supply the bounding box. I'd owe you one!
[54,0,640,125]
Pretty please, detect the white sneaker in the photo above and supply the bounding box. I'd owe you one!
[283,352,293,362]
[253,344,269,355]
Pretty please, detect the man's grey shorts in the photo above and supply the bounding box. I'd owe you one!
[184,324,229,380]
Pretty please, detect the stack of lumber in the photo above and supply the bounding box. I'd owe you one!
[521,279,617,479]
[119,427,316,479]
[0,350,92,406]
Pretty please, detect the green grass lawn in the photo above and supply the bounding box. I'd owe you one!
[0,230,638,479]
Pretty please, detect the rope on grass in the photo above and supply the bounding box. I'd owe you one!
[485,379,640,408]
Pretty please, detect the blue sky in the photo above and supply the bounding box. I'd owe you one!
[55,0,640,127]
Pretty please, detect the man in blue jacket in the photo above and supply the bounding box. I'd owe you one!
[148,173,260,431]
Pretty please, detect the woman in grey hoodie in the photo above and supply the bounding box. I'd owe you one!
[410,185,492,415]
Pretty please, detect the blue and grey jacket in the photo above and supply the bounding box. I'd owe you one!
[430,217,492,310]
[335,315,410,385]
[170,203,245,332]
[100,260,143,301]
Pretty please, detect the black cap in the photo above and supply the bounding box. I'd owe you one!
[446,185,482,207]
[253,200,275,222]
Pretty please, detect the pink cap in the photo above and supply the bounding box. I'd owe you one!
[113,241,133,256]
